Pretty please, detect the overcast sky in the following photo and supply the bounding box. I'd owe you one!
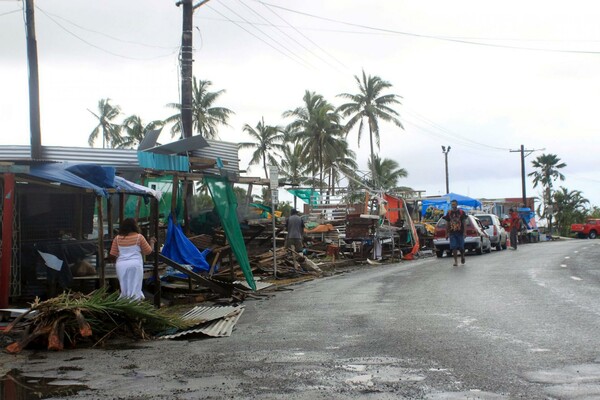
[2,0,600,209]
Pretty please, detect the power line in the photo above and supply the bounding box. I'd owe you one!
[403,107,512,152]
[0,8,20,17]
[251,0,600,55]
[256,0,349,72]
[35,7,179,50]
[236,0,345,73]
[35,6,180,61]
[205,3,313,69]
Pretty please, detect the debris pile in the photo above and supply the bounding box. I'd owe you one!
[2,289,187,354]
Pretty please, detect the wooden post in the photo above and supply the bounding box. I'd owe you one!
[97,196,106,287]
[118,193,125,226]
[151,196,161,307]
[107,195,113,240]
[1,174,15,308]
[183,178,190,235]
[171,175,179,217]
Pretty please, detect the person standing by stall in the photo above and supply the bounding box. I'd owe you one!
[508,208,521,250]
[443,200,468,266]
[285,209,305,252]
[109,218,156,300]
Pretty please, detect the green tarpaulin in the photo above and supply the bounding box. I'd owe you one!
[287,188,320,205]
[204,176,256,291]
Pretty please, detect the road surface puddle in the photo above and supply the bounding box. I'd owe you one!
[524,362,600,399]
[0,368,89,399]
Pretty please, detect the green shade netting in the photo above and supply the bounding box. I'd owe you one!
[287,189,320,205]
[123,176,183,223]
[204,176,256,291]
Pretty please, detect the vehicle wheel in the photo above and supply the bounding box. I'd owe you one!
[476,242,483,255]
[486,244,492,253]
[589,230,597,239]
[495,242,502,251]
[436,250,443,258]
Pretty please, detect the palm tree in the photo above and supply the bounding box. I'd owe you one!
[117,115,164,149]
[337,70,403,184]
[528,153,567,234]
[278,143,309,209]
[164,78,234,139]
[238,117,285,179]
[552,187,589,236]
[88,99,121,148]
[283,91,345,196]
[367,155,408,191]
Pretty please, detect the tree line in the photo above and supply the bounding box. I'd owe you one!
[88,70,411,200]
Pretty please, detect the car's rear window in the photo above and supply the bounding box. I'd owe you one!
[436,218,447,227]
[477,216,493,225]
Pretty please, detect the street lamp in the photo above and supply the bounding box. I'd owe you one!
[442,145,451,194]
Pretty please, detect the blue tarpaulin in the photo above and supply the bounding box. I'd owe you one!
[24,163,160,199]
[421,192,482,216]
[161,215,211,273]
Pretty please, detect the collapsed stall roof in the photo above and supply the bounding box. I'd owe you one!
[17,163,161,199]
[421,192,482,216]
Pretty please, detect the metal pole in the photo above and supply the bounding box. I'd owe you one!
[442,146,450,194]
[520,144,526,207]
[272,202,277,279]
[25,0,42,159]
[1,174,15,308]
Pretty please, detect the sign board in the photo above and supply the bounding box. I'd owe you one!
[268,165,279,190]
[271,189,279,205]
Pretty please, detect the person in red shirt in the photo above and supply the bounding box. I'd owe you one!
[508,208,521,250]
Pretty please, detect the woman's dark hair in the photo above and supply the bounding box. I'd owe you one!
[118,218,140,235]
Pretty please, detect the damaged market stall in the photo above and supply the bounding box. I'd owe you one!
[0,162,161,307]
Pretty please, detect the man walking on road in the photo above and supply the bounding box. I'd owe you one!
[509,208,521,250]
[443,200,468,266]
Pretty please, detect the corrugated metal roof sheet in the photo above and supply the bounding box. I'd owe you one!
[233,280,273,291]
[0,139,239,177]
[160,305,244,339]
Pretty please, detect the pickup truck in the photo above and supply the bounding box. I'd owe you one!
[571,219,600,239]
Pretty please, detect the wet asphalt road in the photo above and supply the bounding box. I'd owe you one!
[2,239,600,399]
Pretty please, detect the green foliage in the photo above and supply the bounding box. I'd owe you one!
[190,193,214,214]
[552,186,589,236]
[88,98,122,148]
[164,78,234,139]
[337,70,403,183]
[238,117,285,179]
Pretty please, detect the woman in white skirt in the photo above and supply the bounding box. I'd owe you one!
[109,218,156,300]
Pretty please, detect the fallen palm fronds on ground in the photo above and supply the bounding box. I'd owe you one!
[2,289,188,354]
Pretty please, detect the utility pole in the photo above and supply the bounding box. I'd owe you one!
[441,146,451,194]
[176,0,211,233]
[510,145,541,208]
[25,0,42,159]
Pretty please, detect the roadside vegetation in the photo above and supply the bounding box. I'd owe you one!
[85,72,598,229]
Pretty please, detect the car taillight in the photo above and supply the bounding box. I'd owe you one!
[435,228,446,238]
[493,226,498,235]
[465,229,477,236]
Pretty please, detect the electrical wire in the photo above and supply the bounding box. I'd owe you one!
[0,8,20,17]
[35,7,179,50]
[253,0,349,72]
[250,0,600,55]
[205,3,313,69]
[236,0,345,73]
[36,6,180,61]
